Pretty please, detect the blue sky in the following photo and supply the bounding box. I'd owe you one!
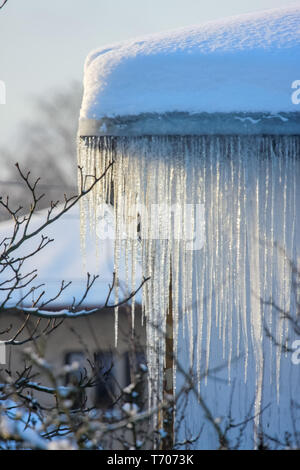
[0,0,299,144]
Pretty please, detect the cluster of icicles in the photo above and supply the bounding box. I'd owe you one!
[78,135,299,435]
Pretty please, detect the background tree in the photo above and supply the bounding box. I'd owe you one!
[0,82,81,221]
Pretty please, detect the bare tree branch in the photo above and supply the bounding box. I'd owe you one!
[0,0,8,9]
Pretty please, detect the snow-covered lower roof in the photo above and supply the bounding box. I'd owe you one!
[79,6,300,136]
[0,205,139,309]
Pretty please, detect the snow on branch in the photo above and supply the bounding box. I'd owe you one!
[13,274,149,320]
[0,161,149,345]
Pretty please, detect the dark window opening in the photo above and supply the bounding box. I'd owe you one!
[64,351,86,409]
[95,351,116,409]
[123,350,147,410]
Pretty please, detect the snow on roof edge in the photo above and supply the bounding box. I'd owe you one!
[78,112,300,137]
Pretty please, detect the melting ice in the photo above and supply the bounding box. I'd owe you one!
[78,135,300,446]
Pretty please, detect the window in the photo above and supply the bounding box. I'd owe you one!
[94,350,147,409]
[125,350,147,410]
[64,349,147,411]
[95,351,116,408]
[64,351,86,409]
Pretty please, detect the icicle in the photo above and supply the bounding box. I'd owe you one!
[78,134,299,446]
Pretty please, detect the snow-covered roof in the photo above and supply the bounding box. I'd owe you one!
[79,6,300,135]
[0,205,139,309]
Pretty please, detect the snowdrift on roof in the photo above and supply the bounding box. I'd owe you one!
[80,6,300,123]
